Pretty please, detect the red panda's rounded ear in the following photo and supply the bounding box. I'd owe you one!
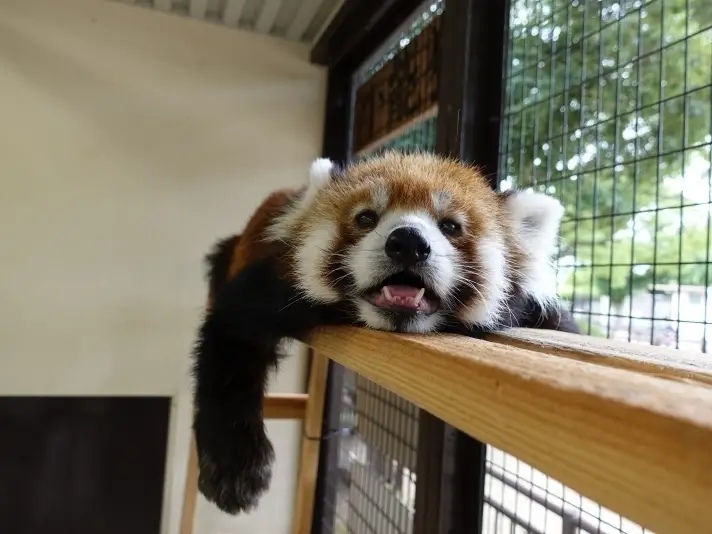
[300,158,336,209]
[501,190,564,256]
[308,158,335,190]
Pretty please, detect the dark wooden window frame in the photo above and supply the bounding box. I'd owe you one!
[310,0,510,531]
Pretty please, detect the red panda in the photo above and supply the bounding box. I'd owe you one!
[192,151,579,515]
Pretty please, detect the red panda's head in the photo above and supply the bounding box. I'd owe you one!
[266,151,564,333]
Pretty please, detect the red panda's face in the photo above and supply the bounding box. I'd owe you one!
[267,152,564,333]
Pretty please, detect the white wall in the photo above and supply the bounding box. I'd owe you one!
[0,0,326,532]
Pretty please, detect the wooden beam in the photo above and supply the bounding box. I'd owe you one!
[291,353,330,534]
[310,0,345,44]
[154,0,172,11]
[307,327,712,534]
[264,393,308,420]
[310,0,420,67]
[354,105,438,159]
[189,0,208,19]
[254,0,283,34]
[487,328,712,386]
[179,436,199,534]
[286,0,323,41]
[222,0,246,26]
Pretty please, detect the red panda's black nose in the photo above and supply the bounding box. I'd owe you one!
[385,227,431,266]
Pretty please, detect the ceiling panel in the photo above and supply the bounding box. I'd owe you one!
[115,0,344,44]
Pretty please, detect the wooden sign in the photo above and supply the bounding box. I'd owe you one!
[353,16,441,153]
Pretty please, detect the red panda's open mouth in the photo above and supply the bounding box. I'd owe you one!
[364,272,439,315]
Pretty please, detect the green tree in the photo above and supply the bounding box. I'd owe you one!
[504,0,712,304]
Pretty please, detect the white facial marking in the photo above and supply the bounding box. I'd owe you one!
[354,300,396,331]
[354,300,445,333]
[345,208,460,333]
[404,312,444,333]
[295,220,340,303]
[372,185,389,212]
[432,190,452,215]
[457,234,510,328]
[504,191,564,310]
[347,210,457,297]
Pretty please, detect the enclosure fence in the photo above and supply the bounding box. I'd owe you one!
[314,5,441,534]
[310,0,712,533]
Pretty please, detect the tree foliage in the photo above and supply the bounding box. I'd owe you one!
[504,0,712,303]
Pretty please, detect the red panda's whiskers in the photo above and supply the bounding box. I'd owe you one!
[277,238,298,251]
[330,272,353,285]
[451,274,492,318]
[447,293,470,313]
[278,292,309,312]
[325,265,345,277]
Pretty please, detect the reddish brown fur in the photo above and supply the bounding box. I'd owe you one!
[226,188,300,279]
[308,153,502,247]
[316,153,497,219]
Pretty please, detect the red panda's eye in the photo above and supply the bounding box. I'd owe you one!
[355,210,379,229]
[439,219,462,237]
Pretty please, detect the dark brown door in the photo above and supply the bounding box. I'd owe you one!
[0,396,170,534]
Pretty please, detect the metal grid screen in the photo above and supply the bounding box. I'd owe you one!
[489,0,712,531]
[317,3,443,533]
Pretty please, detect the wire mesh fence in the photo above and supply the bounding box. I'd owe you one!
[316,3,443,534]
[499,0,712,352]
[324,372,420,534]
[488,0,712,532]
[317,0,707,532]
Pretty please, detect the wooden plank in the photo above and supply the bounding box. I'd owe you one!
[291,353,330,534]
[487,328,712,386]
[286,0,323,41]
[222,0,246,26]
[264,393,308,420]
[179,436,199,534]
[310,0,418,67]
[351,14,441,153]
[189,0,208,19]
[254,0,283,34]
[310,0,345,45]
[354,105,438,158]
[307,327,712,534]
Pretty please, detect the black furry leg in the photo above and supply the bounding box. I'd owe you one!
[456,297,582,336]
[192,256,328,514]
[510,298,582,333]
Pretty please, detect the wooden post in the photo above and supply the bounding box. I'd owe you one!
[179,393,311,534]
[179,436,199,534]
[291,352,330,534]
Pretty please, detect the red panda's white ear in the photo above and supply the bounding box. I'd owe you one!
[503,190,564,257]
[264,158,335,242]
[308,158,334,190]
[301,158,334,208]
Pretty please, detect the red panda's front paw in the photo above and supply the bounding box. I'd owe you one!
[196,423,275,514]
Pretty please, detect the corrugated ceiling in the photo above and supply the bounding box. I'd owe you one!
[116,0,344,44]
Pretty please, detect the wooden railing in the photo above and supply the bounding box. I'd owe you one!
[307,327,712,534]
[181,328,712,534]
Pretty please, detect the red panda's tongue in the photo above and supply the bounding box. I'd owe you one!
[374,285,426,311]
